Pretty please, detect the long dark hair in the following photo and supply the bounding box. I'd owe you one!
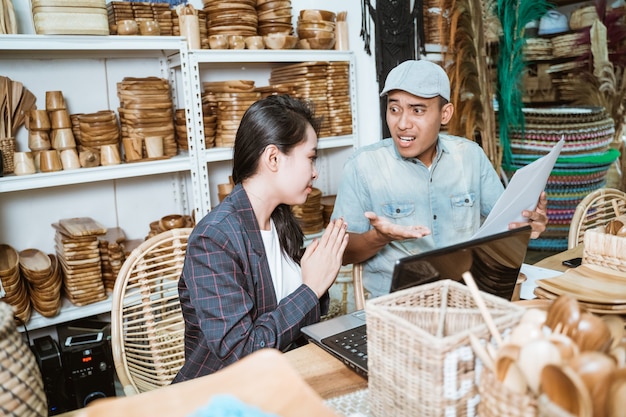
[232,95,322,263]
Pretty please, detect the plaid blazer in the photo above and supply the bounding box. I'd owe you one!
[174,183,327,381]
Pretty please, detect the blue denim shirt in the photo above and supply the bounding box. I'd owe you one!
[332,134,504,297]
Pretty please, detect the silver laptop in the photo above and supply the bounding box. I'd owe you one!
[301,225,532,377]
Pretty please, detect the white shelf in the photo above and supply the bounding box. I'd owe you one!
[0,34,184,52]
[0,153,191,193]
[18,294,113,333]
[189,49,354,64]
[200,136,354,164]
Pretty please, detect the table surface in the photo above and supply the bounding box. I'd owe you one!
[57,248,579,416]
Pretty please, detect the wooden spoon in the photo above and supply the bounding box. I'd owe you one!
[606,368,626,417]
[545,294,583,338]
[462,271,503,347]
[572,312,612,353]
[540,364,593,417]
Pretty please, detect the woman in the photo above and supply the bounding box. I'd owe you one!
[174,95,349,381]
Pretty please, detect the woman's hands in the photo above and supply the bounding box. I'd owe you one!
[301,218,349,298]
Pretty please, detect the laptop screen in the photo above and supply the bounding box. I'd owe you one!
[390,225,532,300]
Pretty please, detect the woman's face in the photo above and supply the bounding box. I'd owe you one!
[277,124,319,206]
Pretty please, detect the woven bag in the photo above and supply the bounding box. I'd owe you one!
[0,302,47,416]
[582,228,626,272]
[366,280,525,417]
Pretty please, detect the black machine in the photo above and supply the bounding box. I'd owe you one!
[32,320,116,414]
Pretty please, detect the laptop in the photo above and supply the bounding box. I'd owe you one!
[301,225,532,377]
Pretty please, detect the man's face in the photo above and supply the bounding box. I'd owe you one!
[385,90,453,165]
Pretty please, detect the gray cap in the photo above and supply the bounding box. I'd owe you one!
[380,60,450,102]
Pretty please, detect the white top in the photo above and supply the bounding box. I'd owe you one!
[260,220,302,301]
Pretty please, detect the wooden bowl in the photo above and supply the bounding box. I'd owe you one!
[263,33,298,50]
[299,9,336,22]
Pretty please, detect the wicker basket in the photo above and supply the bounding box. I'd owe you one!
[478,368,537,417]
[0,302,47,416]
[365,280,525,417]
[0,137,16,174]
[582,228,626,272]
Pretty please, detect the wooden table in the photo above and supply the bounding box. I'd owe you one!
[532,244,582,272]
[58,248,580,416]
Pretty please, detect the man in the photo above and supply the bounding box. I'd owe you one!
[332,59,548,297]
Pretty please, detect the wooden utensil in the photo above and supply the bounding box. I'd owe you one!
[462,271,503,347]
[540,364,593,417]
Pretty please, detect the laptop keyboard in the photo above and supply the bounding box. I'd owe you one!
[321,324,368,371]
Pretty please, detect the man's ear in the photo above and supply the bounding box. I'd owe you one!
[440,102,454,125]
[262,144,280,172]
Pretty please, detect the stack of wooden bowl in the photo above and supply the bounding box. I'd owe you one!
[0,244,31,324]
[19,249,62,318]
[117,76,177,158]
[296,9,336,50]
[201,94,218,148]
[75,110,120,151]
[256,0,293,36]
[98,227,126,293]
[270,62,332,138]
[174,109,189,150]
[292,187,324,234]
[53,217,107,307]
[202,80,260,148]
[146,214,194,240]
[203,0,257,38]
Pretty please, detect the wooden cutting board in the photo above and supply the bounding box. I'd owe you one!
[58,217,107,237]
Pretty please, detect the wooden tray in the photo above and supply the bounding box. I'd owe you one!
[58,217,107,237]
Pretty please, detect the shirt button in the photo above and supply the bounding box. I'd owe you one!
[260,341,265,347]
[395,208,400,213]
[465,198,469,203]
[433,215,437,220]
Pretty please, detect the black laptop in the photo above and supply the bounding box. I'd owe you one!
[300,225,532,377]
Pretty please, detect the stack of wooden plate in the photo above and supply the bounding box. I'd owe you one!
[327,62,353,136]
[292,187,324,234]
[200,96,218,148]
[151,2,173,36]
[19,249,62,318]
[0,244,31,324]
[203,0,257,37]
[257,0,293,36]
[270,62,332,138]
[106,1,132,34]
[98,227,126,293]
[321,194,336,227]
[117,77,177,158]
[534,264,626,315]
[174,109,189,150]
[203,80,260,148]
[32,0,109,35]
[53,217,107,307]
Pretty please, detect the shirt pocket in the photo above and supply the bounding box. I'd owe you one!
[450,193,475,230]
[381,202,415,219]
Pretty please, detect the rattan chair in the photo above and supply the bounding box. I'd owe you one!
[351,263,366,310]
[567,188,626,249]
[110,228,192,396]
